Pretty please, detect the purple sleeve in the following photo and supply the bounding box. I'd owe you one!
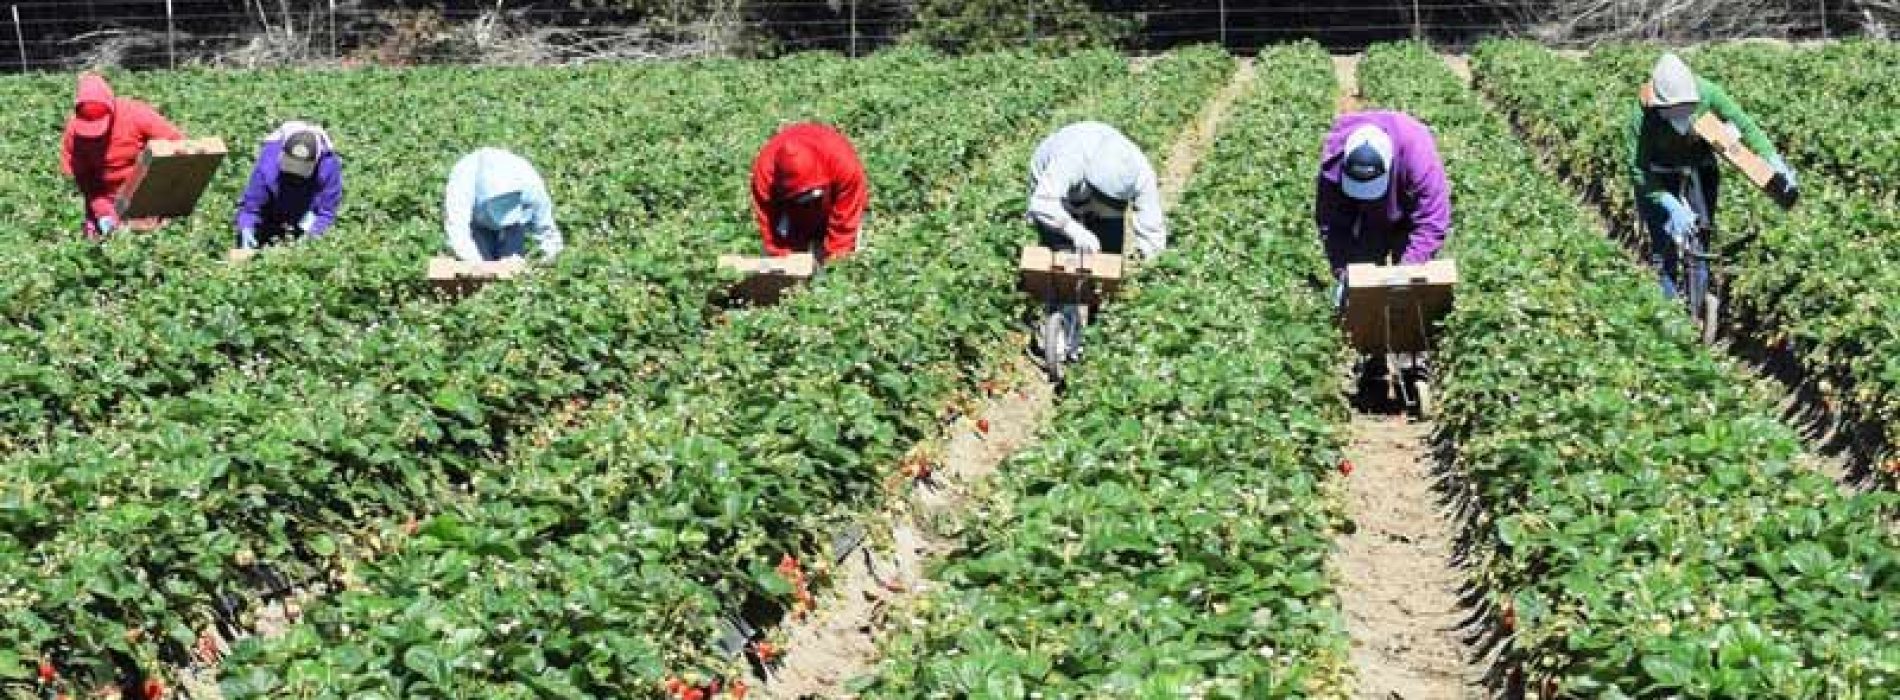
[234,144,277,233]
[1398,128,1450,264]
[307,153,344,237]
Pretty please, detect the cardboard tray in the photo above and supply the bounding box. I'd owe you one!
[1693,113,1797,209]
[426,256,527,296]
[116,138,227,219]
[717,253,816,305]
[1340,259,1458,354]
[1018,246,1124,305]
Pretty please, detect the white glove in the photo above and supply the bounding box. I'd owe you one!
[1066,224,1102,254]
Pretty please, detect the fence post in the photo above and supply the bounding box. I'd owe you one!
[1027,0,1034,46]
[1412,0,1422,40]
[165,0,176,68]
[329,0,337,58]
[849,0,857,57]
[1820,0,1829,38]
[1218,0,1226,48]
[10,5,23,72]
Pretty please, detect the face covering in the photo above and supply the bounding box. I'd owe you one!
[477,191,527,229]
[1662,104,1697,135]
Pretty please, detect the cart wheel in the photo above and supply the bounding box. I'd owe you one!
[1412,380,1435,419]
[1039,312,1065,386]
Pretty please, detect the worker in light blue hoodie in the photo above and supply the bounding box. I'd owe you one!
[442,147,563,262]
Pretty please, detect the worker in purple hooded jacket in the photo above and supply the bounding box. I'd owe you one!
[234,120,343,249]
[1314,110,1450,298]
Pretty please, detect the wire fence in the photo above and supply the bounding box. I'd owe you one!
[1,0,1878,72]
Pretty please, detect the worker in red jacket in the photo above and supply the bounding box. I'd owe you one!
[749,123,868,262]
[60,72,183,239]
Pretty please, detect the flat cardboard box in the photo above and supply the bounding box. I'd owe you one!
[226,248,257,264]
[1693,113,1797,208]
[426,256,526,296]
[1018,246,1124,305]
[116,138,227,219]
[1340,259,1458,354]
[717,253,816,305]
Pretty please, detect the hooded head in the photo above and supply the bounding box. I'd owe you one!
[1650,53,1701,135]
[770,141,828,205]
[71,72,115,139]
[1340,124,1394,201]
[1081,148,1141,208]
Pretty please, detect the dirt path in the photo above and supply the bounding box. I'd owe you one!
[1334,54,1364,113]
[757,359,1055,699]
[1162,58,1255,207]
[1442,54,1472,86]
[1329,55,1474,700]
[1338,417,1473,699]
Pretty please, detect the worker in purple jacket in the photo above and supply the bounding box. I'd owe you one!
[234,121,343,249]
[1314,110,1451,294]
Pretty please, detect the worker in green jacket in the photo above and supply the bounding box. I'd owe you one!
[1629,52,1795,300]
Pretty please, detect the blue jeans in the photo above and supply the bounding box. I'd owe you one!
[1639,165,1719,300]
[471,225,530,260]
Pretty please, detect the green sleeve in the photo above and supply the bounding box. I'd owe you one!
[1628,101,1666,207]
[1702,78,1780,161]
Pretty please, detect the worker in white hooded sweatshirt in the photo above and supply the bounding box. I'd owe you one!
[443,147,563,262]
[1025,121,1166,258]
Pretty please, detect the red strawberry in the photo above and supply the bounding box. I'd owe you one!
[37,659,55,683]
[729,680,750,699]
[142,677,165,700]
[976,419,990,435]
[1338,459,1354,476]
[1501,601,1518,633]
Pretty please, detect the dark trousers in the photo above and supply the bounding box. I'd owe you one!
[1638,165,1720,300]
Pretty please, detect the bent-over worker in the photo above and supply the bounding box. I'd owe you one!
[1025,121,1166,258]
[1314,109,1451,293]
[234,121,343,249]
[750,122,868,262]
[60,72,184,240]
[443,147,562,263]
[1630,52,1794,300]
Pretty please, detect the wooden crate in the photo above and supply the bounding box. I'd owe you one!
[1339,259,1458,354]
[1693,113,1797,208]
[1018,246,1124,306]
[426,256,526,297]
[717,253,816,306]
[116,138,227,219]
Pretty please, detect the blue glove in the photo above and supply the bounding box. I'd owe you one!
[1768,155,1797,190]
[238,227,258,249]
[96,216,116,235]
[1330,280,1345,310]
[298,212,317,235]
[1660,196,1697,243]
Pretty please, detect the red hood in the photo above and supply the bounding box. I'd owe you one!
[771,142,828,200]
[71,73,115,138]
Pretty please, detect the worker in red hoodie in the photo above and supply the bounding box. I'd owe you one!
[749,123,868,262]
[60,72,183,239]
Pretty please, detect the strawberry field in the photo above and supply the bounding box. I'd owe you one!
[5,34,1900,700]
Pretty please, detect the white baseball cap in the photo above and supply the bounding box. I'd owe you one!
[1341,125,1394,201]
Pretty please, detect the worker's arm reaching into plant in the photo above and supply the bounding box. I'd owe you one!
[750,122,869,262]
[443,147,562,263]
[1313,110,1451,280]
[1026,121,1167,258]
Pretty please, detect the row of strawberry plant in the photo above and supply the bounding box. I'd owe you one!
[0,47,1004,455]
[1368,41,1900,696]
[213,46,1238,698]
[862,42,1352,699]
[0,50,1126,691]
[1472,39,1900,470]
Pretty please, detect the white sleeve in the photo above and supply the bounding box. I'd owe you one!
[443,156,483,262]
[1130,158,1167,257]
[529,177,562,260]
[1026,153,1095,245]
